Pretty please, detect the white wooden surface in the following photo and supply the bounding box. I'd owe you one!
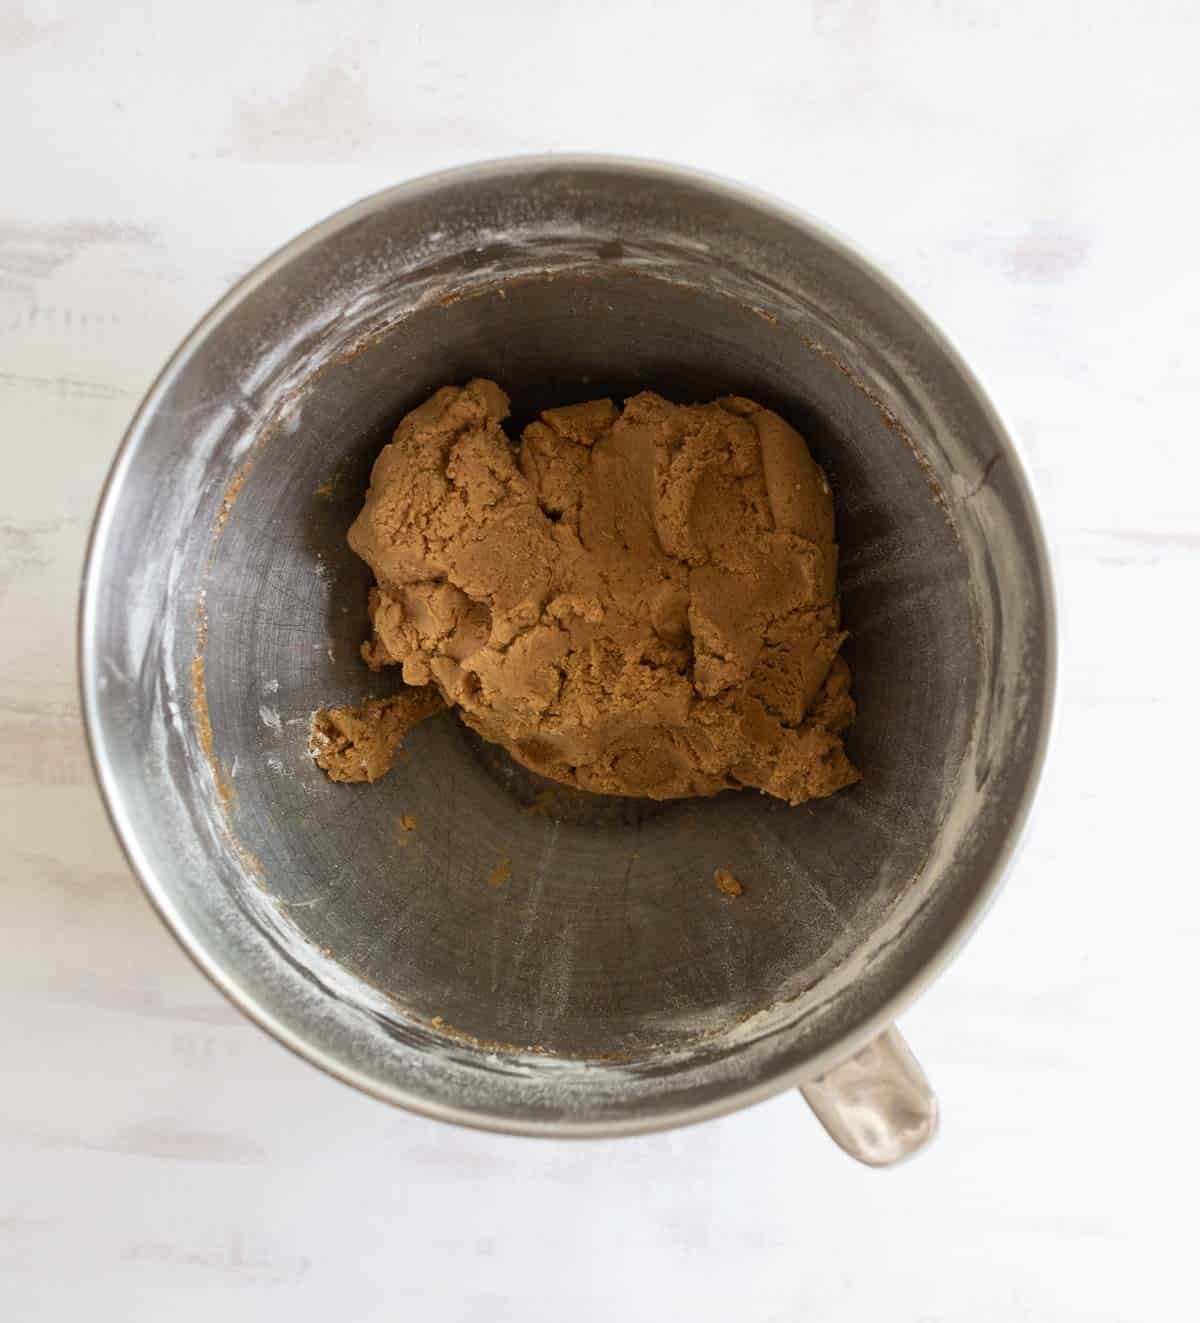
[3,2,1198,1318]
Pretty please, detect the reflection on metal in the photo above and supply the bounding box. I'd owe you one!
[801,1026,938,1166]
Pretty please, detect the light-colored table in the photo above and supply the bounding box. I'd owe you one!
[3,3,1197,1318]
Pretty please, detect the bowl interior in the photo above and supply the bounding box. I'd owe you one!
[202,271,975,1056]
[84,162,1052,1130]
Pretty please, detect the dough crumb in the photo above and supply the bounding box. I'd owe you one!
[714,868,745,897]
[309,688,444,783]
[487,858,512,889]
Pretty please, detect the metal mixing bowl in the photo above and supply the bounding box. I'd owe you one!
[80,158,1054,1156]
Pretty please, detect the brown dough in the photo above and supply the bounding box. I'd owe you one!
[487,858,512,889]
[346,380,858,804]
[714,868,745,897]
[309,688,444,783]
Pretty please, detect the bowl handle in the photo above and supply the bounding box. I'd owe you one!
[799,1025,938,1166]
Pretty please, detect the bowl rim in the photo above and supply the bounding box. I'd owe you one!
[78,154,1058,1138]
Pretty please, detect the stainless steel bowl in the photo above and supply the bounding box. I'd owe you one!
[80,158,1055,1160]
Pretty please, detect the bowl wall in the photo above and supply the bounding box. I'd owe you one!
[81,160,1054,1133]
